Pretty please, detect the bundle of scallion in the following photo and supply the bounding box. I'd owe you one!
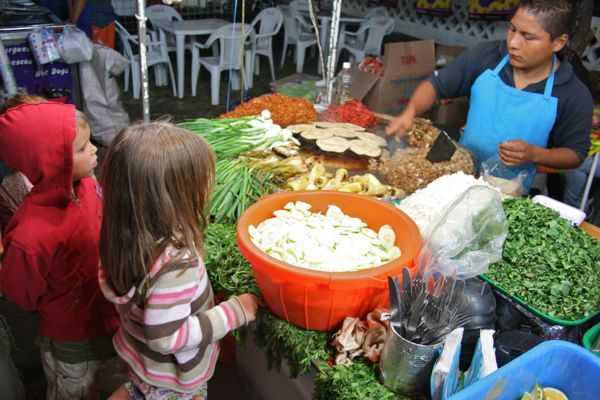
[179,110,298,159]
[211,158,276,224]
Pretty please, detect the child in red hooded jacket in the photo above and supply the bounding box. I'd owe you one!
[0,102,119,399]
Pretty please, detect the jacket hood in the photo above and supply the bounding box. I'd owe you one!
[0,102,77,206]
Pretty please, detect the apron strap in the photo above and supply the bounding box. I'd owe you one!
[543,54,557,98]
[493,53,557,99]
[492,54,510,76]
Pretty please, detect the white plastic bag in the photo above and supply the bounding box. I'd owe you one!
[57,25,93,64]
[417,185,508,279]
[28,28,61,66]
[481,154,529,197]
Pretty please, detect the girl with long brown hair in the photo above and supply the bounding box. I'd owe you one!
[99,121,261,399]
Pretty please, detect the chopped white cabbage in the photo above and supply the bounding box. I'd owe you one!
[249,201,402,272]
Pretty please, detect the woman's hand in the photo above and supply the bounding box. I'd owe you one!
[499,140,536,166]
[237,293,265,323]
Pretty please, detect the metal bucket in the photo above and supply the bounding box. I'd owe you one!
[379,325,443,397]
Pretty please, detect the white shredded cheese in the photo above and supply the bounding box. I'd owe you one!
[397,172,498,234]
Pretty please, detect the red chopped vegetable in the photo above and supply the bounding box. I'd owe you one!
[322,100,378,128]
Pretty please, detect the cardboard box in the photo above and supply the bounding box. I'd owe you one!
[435,44,467,67]
[351,40,436,115]
[431,97,469,128]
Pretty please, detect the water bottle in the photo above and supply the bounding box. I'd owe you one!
[336,62,353,105]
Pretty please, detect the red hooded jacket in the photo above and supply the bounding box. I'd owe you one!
[0,103,118,340]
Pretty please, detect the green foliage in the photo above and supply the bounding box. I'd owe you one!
[485,198,600,320]
[253,310,333,378]
[204,224,260,297]
[315,360,417,400]
[204,223,416,399]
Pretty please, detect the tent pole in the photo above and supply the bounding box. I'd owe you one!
[136,0,150,121]
[325,0,342,105]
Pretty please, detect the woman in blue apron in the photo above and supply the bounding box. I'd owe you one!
[385,0,592,194]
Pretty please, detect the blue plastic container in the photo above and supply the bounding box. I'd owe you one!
[449,340,600,400]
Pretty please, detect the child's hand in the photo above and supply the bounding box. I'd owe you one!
[237,294,265,323]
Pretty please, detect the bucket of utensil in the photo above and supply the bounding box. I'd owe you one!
[379,324,443,396]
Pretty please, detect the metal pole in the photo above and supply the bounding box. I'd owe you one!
[324,0,342,105]
[136,0,150,121]
[580,152,599,211]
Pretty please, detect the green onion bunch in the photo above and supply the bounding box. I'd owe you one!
[179,113,296,224]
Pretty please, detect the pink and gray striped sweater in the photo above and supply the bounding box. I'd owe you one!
[99,246,249,393]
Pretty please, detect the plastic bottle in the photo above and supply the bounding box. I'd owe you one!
[315,79,326,104]
[0,39,17,96]
[336,62,353,104]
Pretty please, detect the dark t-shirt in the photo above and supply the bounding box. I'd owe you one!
[428,40,593,161]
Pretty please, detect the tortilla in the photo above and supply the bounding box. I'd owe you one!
[315,121,343,129]
[327,127,360,138]
[336,123,366,132]
[355,131,388,147]
[300,128,334,140]
[287,123,316,133]
[348,139,382,157]
[316,136,351,153]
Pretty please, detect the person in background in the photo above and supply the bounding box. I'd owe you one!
[98,121,262,399]
[0,232,25,400]
[552,48,598,211]
[70,0,117,49]
[0,94,47,232]
[385,0,593,192]
[562,155,600,210]
[0,102,119,399]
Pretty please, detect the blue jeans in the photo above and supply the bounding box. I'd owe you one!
[562,156,600,210]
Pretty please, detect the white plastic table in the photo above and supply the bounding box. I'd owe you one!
[154,18,228,98]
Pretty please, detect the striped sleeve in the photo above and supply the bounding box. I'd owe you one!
[204,296,248,342]
[143,261,247,356]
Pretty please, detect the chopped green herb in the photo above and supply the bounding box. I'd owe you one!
[315,359,419,400]
[485,198,600,320]
[204,224,260,297]
[254,310,332,378]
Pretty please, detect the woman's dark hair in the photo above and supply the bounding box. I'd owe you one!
[519,0,574,39]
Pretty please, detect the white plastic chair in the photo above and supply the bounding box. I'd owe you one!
[581,16,600,72]
[289,0,310,12]
[365,6,390,19]
[190,23,255,105]
[350,6,393,42]
[115,21,176,99]
[337,16,395,66]
[249,7,283,83]
[146,4,195,55]
[279,5,317,73]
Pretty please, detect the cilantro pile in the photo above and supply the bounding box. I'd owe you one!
[485,198,600,321]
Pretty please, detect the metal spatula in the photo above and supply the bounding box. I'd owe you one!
[426,130,456,163]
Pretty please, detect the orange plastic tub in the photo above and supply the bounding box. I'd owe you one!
[237,191,422,331]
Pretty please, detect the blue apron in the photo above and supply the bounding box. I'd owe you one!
[459,54,558,191]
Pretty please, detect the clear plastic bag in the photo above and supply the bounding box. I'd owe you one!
[57,25,93,64]
[481,154,529,197]
[417,185,508,279]
[28,28,61,66]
